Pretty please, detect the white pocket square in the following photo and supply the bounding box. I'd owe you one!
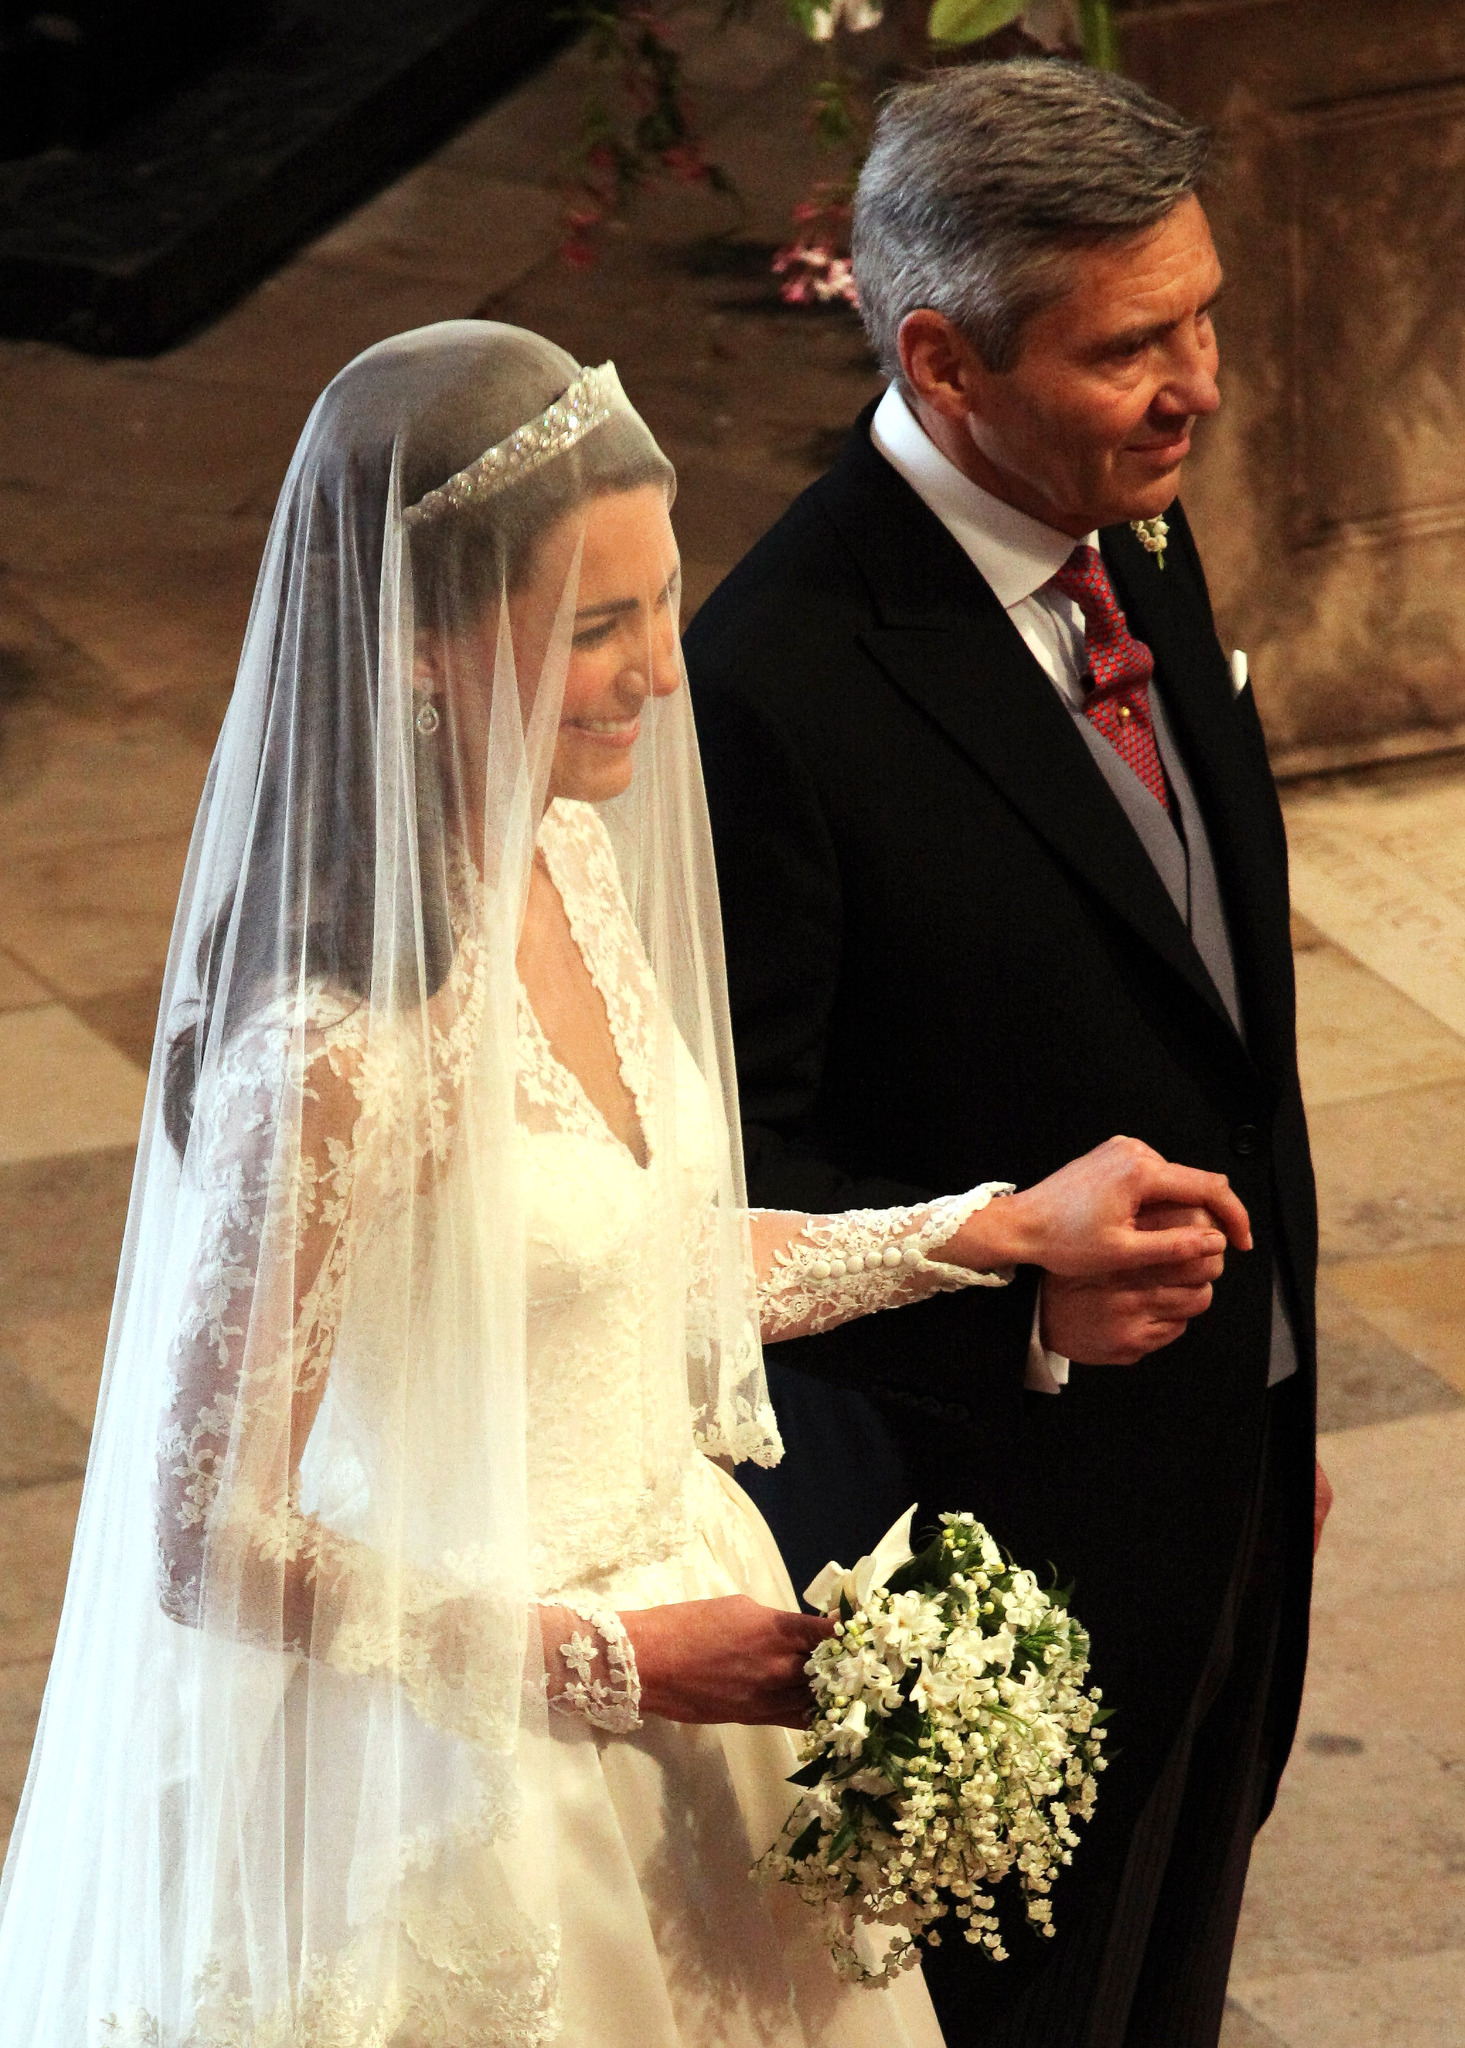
[1230,649,1250,698]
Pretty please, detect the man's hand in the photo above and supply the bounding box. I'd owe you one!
[1041,1255,1223,1363]
[1314,1460,1333,1555]
[1039,1201,1227,1364]
[619,1595,834,1727]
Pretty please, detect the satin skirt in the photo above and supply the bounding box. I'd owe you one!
[542,1459,946,2048]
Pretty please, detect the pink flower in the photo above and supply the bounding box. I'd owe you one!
[771,241,859,309]
[662,144,709,184]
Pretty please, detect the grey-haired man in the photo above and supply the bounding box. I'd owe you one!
[688,59,1324,2048]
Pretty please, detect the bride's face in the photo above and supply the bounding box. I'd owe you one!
[540,483,683,804]
[429,484,683,817]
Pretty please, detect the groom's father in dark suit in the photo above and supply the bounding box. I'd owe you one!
[687,59,1327,2048]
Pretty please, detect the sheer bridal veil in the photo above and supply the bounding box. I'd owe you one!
[0,323,776,2043]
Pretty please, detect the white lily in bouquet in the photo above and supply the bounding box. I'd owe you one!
[757,1507,1109,1982]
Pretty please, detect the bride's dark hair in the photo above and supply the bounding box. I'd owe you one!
[163,335,671,1157]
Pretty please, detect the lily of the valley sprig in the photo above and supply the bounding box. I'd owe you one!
[1130,515,1169,568]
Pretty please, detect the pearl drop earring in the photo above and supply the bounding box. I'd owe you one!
[415,700,441,737]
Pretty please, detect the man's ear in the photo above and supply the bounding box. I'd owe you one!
[896,309,994,427]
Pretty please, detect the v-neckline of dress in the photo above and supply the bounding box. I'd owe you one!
[519,805,653,1174]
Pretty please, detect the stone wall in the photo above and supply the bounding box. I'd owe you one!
[1121,0,1465,774]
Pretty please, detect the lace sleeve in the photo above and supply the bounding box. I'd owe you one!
[539,1600,642,1734]
[153,1004,519,1753]
[154,1012,361,1635]
[754,1183,1015,1342]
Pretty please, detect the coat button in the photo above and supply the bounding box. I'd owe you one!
[1231,1123,1261,1157]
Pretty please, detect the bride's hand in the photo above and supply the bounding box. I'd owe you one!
[948,1135,1252,1280]
[619,1595,834,1727]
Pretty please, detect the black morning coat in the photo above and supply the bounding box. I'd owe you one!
[685,403,1319,1906]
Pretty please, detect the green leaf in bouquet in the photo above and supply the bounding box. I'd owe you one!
[864,1793,902,1832]
[787,1755,833,1789]
[883,1697,924,1742]
[788,1815,824,1863]
[927,0,1026,48]
[826,1809,860,1862]
[885,1526,950,1596]
[892,1665,921,1707]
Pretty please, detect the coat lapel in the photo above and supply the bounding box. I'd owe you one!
[817,427,1248,1054]
[1102,518,1297,1088]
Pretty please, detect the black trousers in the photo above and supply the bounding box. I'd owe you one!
[924,1378,1301,2048]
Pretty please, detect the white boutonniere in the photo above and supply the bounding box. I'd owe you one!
[1130,515,1169,568]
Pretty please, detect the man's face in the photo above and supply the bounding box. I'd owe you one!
[924,196,1224,536]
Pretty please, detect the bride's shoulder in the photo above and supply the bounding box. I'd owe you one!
[230,981,368,1063]
[200,982,370,1130]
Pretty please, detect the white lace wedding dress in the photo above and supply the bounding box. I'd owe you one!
[502,801,947,2045]
[152,798,969,2046]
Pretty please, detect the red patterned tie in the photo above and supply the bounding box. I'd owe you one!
[1049,544,1170,812]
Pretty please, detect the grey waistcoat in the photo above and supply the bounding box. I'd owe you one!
[1070,691,1298,1387]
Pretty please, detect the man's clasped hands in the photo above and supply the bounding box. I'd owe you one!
[1025,1134,1251,1367]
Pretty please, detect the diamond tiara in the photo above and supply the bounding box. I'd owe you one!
[402,362,623,528]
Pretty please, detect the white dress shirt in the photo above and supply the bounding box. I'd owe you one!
[870,383,1106,1394]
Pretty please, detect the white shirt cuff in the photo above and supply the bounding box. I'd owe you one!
[1024,1283,1070,1394]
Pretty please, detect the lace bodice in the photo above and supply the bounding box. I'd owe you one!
[156,807,762,1631]
[515,802,781,1590]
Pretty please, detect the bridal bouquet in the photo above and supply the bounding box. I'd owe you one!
[759,1508,1108,1982]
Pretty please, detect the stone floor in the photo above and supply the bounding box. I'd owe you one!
[1,10,1462,2042]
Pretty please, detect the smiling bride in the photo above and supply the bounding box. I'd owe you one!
[0,324,1247,2047]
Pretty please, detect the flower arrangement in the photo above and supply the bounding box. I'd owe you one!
[771,195,858,305]
[757,1506,1108,1982]
[562,2,1123,289]
[559,5,732,271]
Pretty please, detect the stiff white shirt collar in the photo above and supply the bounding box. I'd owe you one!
[869,382,1096,605]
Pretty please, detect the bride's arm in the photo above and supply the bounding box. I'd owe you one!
[155,1030,358,1646]
[751,1136,1252,1346]
[155,1030,530,1749]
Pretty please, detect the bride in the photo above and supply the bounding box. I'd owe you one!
[0,324,1248,2046]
